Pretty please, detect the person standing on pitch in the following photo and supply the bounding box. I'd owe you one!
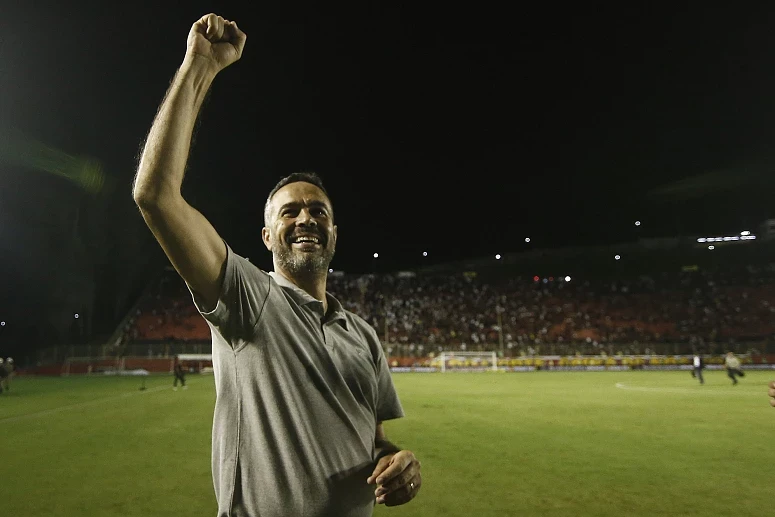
[0,359,7,395]
[132,13,421,516]
[692,353,704,385]
[724,351,744,385]
[4,357,14,391]
[173,360,187,391]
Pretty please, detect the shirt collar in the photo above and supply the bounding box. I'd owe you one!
[268,272,348,329]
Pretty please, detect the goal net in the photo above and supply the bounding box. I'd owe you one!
[432,351,498,372]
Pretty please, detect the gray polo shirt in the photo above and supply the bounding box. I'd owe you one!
[191,246,404,517]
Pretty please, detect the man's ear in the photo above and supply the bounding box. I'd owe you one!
[261,227,272,251]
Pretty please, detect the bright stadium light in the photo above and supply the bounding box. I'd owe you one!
[74,313,79,319]
[525,237,531,243]
[565,276,571,282]
[373,253,379,259]
[741,230,751,236]
[0,321,5,326]
[708,245,715,250]
[328,269,333,273]
[635,221,641,226]
[614,255,621,261]
[422,251,428,257]
[495,254,501,260]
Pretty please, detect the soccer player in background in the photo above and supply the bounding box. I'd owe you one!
[724,351,744,385]
[692,353,704,385]
[173,360,187,391]
[132,13,421,516]
[0,358,7,394]
[4,357,14,390]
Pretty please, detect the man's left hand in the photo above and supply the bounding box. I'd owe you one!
[367,450,422,506]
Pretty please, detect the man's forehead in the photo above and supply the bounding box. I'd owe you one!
[271,181,332,210]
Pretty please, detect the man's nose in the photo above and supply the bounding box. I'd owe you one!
[296,208,317,226]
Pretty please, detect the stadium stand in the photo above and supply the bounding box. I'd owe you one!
[27,236,775,373]
[119,262,775,358]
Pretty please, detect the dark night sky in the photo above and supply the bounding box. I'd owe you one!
[2,3,775,348]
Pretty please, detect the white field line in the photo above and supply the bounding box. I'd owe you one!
[615,382,762,396]
[0,385,170,423]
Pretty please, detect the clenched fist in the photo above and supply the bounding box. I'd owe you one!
[186,13,247,73]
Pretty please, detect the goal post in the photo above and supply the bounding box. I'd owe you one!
[435,351,498,372]
[176,353,214,374]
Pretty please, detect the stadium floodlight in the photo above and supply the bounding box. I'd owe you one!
[0,321,5,326]
[635,221,641,226]
[328,269,333,273]
[373,253,379,259]
[74,313,79,319]
[422,251,428,257]
[565,276,571,282]
[525,237,531,243]
[708,245,715,250]
[614,254,621,260]
[699,233,756,242]
[495,254,501,260]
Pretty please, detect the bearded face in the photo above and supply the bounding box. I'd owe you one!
[262,182,337,277]
[270,221,335,275]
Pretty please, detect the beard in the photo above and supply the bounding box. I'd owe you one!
[273,235,335,276]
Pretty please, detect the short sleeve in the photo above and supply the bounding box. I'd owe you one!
[373,342,405,422]
[188,244,271,346]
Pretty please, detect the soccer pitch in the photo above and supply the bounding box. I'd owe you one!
[2,370,773,516]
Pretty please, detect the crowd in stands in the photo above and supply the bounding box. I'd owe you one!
[121,271,208,345]
[124,263,775,356]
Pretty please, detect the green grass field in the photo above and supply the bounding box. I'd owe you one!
[2,370,773,516]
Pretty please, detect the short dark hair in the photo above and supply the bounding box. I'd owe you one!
[263,171,332,227]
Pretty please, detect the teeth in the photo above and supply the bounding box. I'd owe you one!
[293,236,320,244]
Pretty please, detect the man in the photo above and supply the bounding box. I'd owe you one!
[724,351,744,385]
[0,358,7,395]
[4,358,13,390]
[691,353,704,385]
[132,13,421,517]
[173,360,187,391]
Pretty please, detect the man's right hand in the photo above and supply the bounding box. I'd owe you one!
[186,13,247,73]
[769,381,775,407]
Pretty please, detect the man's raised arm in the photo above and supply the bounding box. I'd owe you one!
[132,14,246,311]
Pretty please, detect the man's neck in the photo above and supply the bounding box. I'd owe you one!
[275,267,329,312]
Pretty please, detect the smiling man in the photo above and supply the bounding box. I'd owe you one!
[132,13,421,517]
